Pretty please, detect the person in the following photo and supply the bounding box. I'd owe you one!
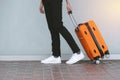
[39,0,84,64]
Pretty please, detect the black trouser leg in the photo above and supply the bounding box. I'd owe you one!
[43,0,80,57]
[43,0,61,57]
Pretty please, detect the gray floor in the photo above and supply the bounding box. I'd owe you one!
[0,60,120,80]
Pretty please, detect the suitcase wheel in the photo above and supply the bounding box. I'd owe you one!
[95,60,100,64]
[105,54,110,58]
[105,50,110,58]
[91,60,100,64]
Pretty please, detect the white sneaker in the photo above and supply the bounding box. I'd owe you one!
[41,56,61,64]
[66,51,85,64]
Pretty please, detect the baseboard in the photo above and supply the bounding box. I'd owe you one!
[0,53,119,61]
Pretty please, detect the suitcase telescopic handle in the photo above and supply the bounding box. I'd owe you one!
[68,11,79,31]
[68,11,78,28]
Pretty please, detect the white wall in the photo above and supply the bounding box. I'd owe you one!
[0,0,120,60]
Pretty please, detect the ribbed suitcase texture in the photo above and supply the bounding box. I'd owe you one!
[69,12,110,64]
[75,21,110,64]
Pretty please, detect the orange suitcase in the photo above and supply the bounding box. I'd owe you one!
[87,21,109,57]
[69,12,110,64]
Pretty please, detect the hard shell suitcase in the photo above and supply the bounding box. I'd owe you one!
[69,12,110,64]
[86,21,109,57]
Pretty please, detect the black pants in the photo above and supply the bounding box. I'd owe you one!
[42,0,80,57]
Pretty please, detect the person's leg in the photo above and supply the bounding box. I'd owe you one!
[51,0,80,53]
[42,0,61,57]
[43,0,80,56]
[41,0,61,64]
[50,0,85,64]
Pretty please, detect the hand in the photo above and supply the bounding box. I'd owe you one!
[66,2,72,14]
[39,1,44,14]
